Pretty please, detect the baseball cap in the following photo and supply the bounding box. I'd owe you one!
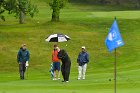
[81,46,86,49]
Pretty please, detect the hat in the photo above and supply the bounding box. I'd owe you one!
[81,46,86,49]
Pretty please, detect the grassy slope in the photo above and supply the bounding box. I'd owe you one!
[0,0,140,93]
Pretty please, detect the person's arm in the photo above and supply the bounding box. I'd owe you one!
[57,52,61,59]
[77,53,80,63]
[58,51,63,59]
[77,53,80,67]
[17,50,21,64]
[52,51,53,62]
[61,50,67,59]
[25,51,30,67]
[27,51,30,61]
[86,53,89,63]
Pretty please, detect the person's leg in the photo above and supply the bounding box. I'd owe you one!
[57,62,61,79]
[23,62,26,79]
[78,66,82,80]
[58,70,61,80]
[65,63,71,81]
[53,63,57,80]
[19,63,24,80]
[53,71,57,80]
[82,63,87,79]
[65,71,68,82]
[21,63,26,79]
[61,65,65,81]
[19,64,22,79]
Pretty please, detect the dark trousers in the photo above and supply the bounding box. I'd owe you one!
[61,63,71,81]
[19,62,26,79]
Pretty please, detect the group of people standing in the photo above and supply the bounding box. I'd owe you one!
[52,44,72,82]
[17,44,89,82]
[51,44,89,82]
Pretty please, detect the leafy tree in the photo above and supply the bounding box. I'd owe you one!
[0,0,5,21]
[49,0,67,22]
[4,0,38,24]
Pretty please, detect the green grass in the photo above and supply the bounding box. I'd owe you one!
[0,0,140,93]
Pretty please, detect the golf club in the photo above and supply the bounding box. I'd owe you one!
[26,66,28,79]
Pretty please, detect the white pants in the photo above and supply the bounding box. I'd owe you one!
[78,63,87,79]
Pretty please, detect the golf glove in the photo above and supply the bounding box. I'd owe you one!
[26,61,29,67]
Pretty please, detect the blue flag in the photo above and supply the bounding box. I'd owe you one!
[105,19,124,52]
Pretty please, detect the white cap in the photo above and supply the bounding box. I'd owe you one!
[81,46,86,49]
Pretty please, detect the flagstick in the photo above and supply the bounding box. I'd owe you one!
[114,48,117,93]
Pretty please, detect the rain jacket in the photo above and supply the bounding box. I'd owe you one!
[17,48,30,63]
[77,51,89,66]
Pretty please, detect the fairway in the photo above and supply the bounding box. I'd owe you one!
[0,0,140,93]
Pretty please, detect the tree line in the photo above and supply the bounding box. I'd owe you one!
[0,0,67,23]
[1,0,140,24]
[69,0,140,8]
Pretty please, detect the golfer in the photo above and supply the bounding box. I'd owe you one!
[77,46,89,80]
[17,44,30,80]
[52,44,61,80]
[57,47,71,82]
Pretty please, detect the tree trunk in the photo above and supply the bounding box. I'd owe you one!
[19,11,25,24]
[136,0,140,8]
[51,9,60,22]
[114,0,120,5]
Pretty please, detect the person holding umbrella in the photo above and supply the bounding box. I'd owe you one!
[77,46,89,80]
[17,44,30,80]
[52,44,61,80]
[46,33,71,80]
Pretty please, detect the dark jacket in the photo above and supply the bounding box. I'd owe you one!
[58,50,71,65]
[17,48,30,63]
[77,51,89,66]
[58,50,71,81]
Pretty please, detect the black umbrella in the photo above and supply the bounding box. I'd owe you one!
[45,34,70,42]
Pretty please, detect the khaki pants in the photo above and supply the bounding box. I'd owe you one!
[78,63,87,79]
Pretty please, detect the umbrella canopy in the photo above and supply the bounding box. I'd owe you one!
[45,34,70,42]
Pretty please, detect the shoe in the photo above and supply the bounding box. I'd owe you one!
[20,77,24,80]
[58,78,60,80]
[82,76,85,80]
[77,78,81,80]
[62,80,65,82]
[82,78,85,80]
[53,78,57,80]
